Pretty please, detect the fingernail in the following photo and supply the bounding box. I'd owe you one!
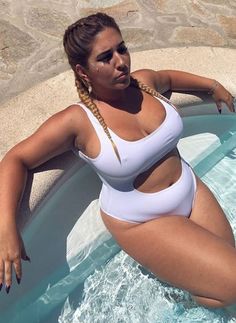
[0,283,2,291]
[16,275,21,285]
[25,256,31,262]
[5,285,10,294]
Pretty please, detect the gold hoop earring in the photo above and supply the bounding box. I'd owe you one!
[88,83,92,94]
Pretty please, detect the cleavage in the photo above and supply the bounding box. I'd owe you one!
[104,95,167,142]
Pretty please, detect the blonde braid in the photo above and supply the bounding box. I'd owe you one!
[130,76,177,110]
[75,79,121,163]
[75,76,175,164]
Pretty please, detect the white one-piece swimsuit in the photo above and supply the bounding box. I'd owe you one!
[73,96,197,223]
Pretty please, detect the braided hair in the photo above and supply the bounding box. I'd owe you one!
[63,13,173,162]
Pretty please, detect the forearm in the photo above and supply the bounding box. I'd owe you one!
[0,153,28,225]
[164,70,216,93]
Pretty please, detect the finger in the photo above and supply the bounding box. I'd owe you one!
[231,96,235,112]
[20,236,31,262]
[4,260,12,293]
[224,93,235,112]
[21,249,31,262]
[0,259,3,290]
[216,101,222,114]
[13,258,22,284]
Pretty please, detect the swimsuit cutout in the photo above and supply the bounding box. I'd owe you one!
[73,96,197,223]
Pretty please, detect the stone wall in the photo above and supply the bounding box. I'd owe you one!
[0,0,236,104]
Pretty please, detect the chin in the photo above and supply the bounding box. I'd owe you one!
[116,77,131,89]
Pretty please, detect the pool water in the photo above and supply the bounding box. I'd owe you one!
[58,115,236,323]
[1,113,236,323]
[58,142,236,323]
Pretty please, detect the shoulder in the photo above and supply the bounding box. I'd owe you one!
[54,103,87,130]
[131,69,171,94]
[131,69,157,86]
[29,103,88,142]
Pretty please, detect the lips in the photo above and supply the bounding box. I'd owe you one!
[115,71,129,80]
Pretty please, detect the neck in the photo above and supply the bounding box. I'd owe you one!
[92,89,127,104]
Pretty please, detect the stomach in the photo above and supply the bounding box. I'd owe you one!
[100,147,188,230]
[133,147,182,193]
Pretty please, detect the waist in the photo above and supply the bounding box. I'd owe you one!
[132,148,181,193]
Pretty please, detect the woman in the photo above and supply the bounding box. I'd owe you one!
[0,12,235,307]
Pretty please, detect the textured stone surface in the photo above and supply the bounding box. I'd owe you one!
[122,28,155,51]
[77,0,124,9]
[170,26,226,46]
[201,0,230,4]
[151,0,188,14]
[0,0,236,104]
[218,15,236,39]
[0,0,10,15]
[0,20,38,74]
[78,0,140,23]
[25,7,71,38]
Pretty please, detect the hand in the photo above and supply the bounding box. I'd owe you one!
[0,223,30,293]
[210,81,235,114]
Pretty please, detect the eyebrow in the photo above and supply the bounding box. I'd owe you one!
[96,41,125,60]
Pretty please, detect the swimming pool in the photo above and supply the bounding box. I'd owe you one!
[1,106,236,322]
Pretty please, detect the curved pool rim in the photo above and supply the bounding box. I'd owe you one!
[1,105,236,322]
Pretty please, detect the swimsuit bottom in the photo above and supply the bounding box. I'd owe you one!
[99,159,197,223]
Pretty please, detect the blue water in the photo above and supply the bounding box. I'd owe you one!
[58,156,236,322]
[1,114,236,323]
[58,116,236,323]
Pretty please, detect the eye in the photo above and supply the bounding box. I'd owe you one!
[117,44,128,54]
[98,52,113,63]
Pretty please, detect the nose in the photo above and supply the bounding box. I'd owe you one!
[114,51,125,70]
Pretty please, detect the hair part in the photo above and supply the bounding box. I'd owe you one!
[63,12,121,71]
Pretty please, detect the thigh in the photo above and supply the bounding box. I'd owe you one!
[190,175,235,247]
[103,214,236,302]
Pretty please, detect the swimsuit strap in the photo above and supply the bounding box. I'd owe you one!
[155,92,179,111]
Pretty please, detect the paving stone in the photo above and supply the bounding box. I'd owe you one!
[218,15,236,39]
[77,0,124,9]
[200,0,230,5]
[150,0,188,14]
[25,7,72,38]
[122,27,154,50]
[0,0,10,16]
[170,26,226,46]
[30,45,67,74]
[77,0,140,23]
[229,0,236,8]
[0,0,236,105]
[189,1,208,17]
[0,20,38,74]
[0,71,12,80]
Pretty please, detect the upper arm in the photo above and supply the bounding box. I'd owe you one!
[131,69,172,94]
[6,105,82,170]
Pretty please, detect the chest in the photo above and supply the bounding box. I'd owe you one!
[98,94,167,142]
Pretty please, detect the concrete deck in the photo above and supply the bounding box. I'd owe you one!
[1,0,236,104]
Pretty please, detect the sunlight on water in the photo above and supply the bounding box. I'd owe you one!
[59,252,235,323]
[59,147,236,323]
[202,147,236,232]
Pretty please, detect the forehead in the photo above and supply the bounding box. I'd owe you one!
[90,27,123,56]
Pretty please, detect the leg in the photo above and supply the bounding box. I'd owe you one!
[190,176,235,247]
[102,214,236,308]
[101,176,236,308]
[188,175,235,306]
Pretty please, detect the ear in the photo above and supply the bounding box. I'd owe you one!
[75,64,90,83]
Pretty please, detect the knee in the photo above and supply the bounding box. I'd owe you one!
[194,291,236,309]
[193,296,228,308]
[193,273,236,309]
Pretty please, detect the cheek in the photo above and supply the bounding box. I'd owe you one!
[96,66,113,78]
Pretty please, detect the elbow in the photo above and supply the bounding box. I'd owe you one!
[1,149,29,172]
